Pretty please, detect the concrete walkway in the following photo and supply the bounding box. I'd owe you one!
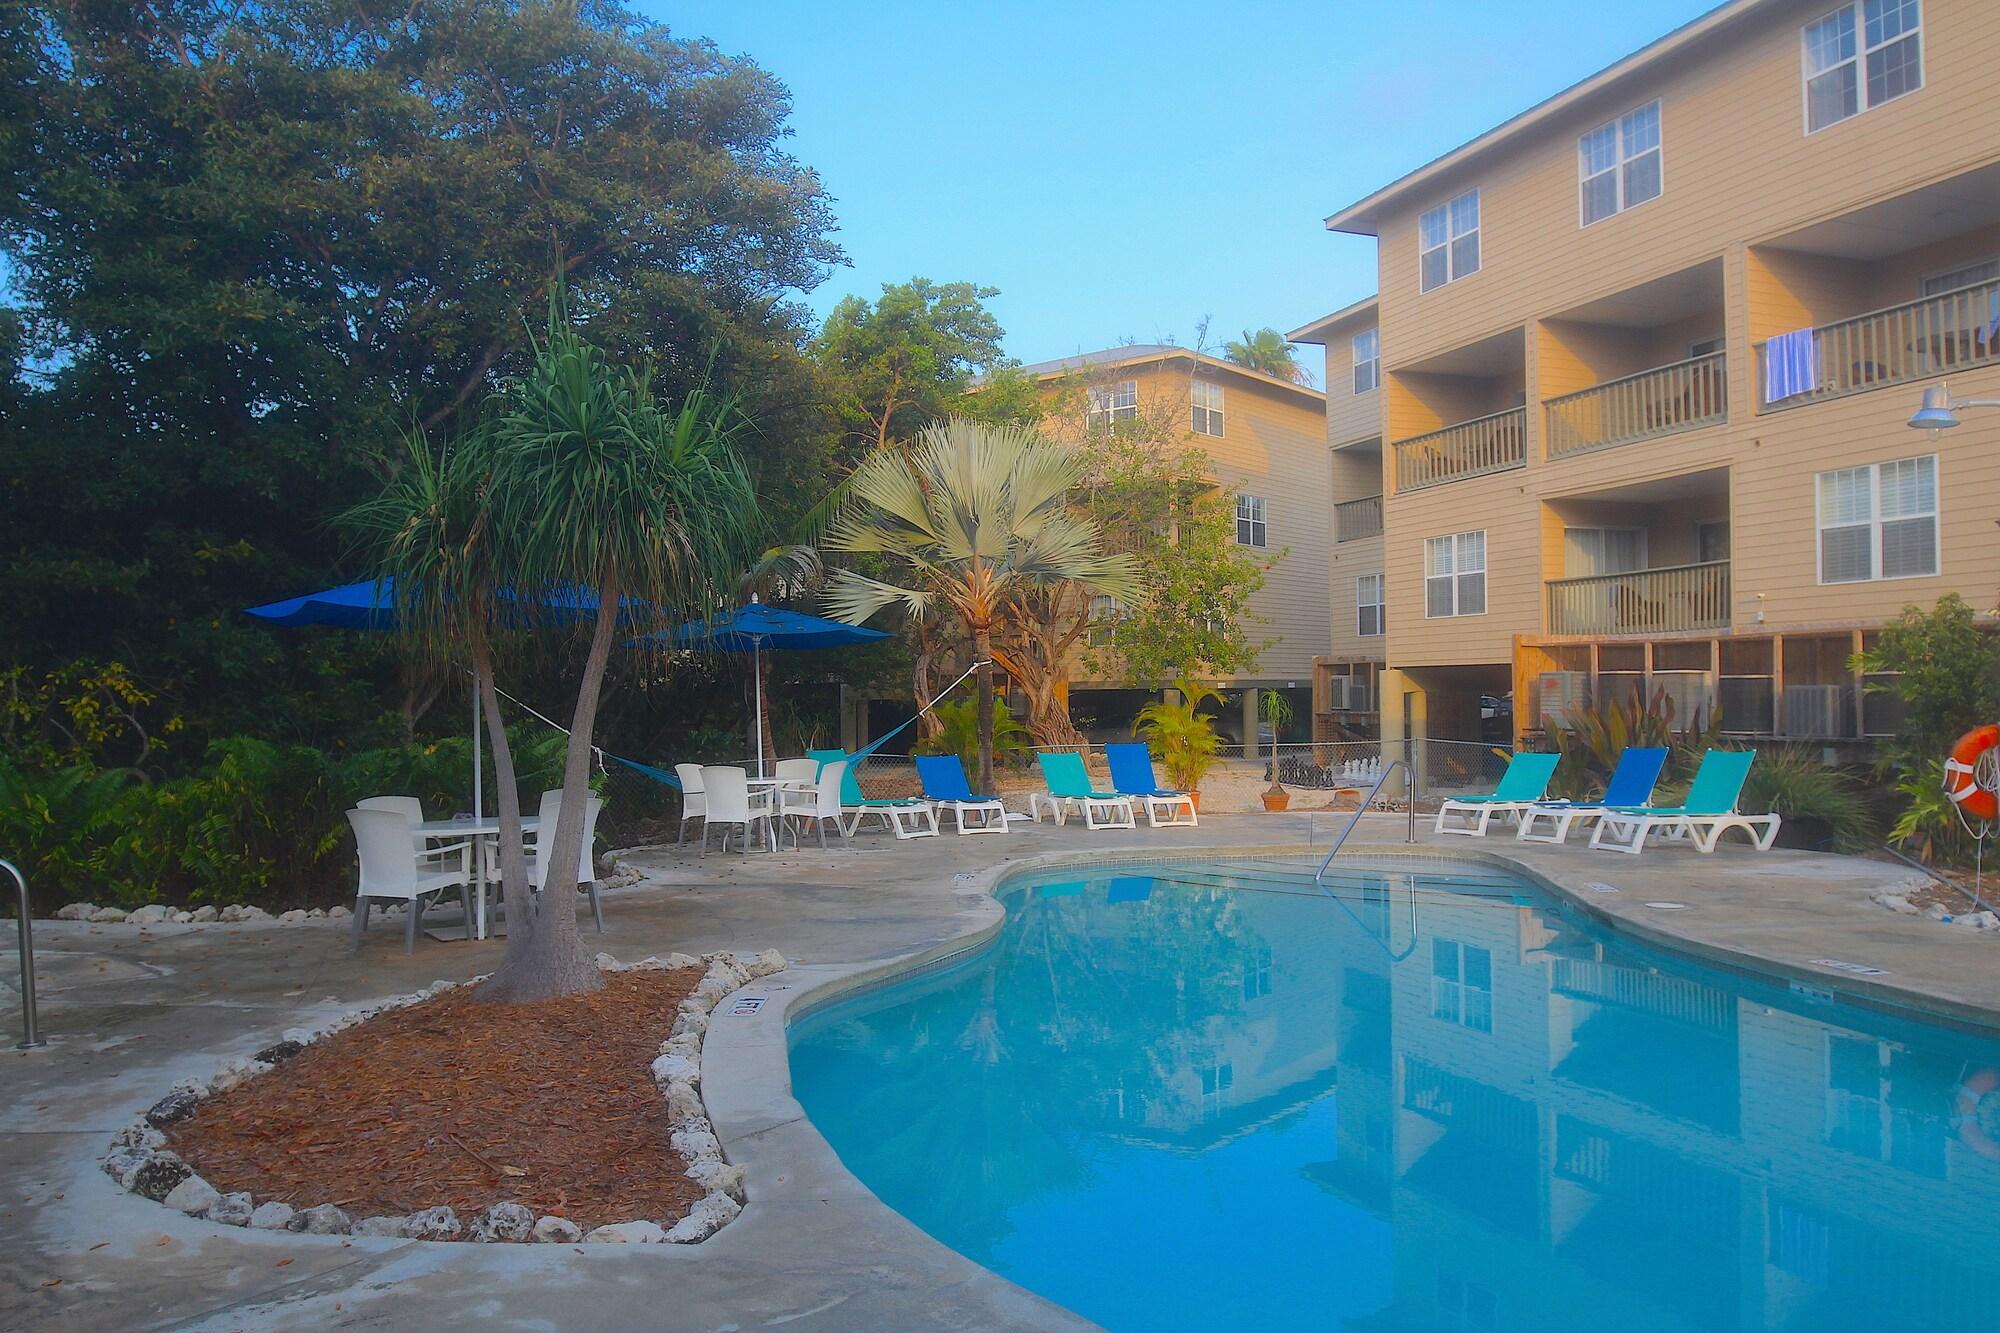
[1,812,1990,1330]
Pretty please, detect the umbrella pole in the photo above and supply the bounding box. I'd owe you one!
[753,642,765,779]
[471,666,484,822]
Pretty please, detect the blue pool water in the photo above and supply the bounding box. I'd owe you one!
[789,858,2000,1332]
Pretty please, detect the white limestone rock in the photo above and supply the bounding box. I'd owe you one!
[530,1215,583,1244]
[651,1053,697,1085]
[670,1126,719,1159]
[686,1157,746,1201]
[169,910,194,924]
[164,1174,221,1216]
[220,905,246,923]
[664,952,700,971]
[89,906,129,923]
[1872,893,1920,915]
[102,1148,149,1184]
[306,907,326,919]
[1925,903,1953,920]
[593,951,625,972]
[1956,910,2000,930]
[745,948,787,978]
[56,901,98,921]
[658,1033,700,1060]
[327,905,351,920]
[112,1122,166,1153]
[584,1220,668,1244]
[352,1215,408,1238]
[127,904,171,926]
[238,905,273,922]
[249,1201,299,1231]
[664,1081,705,1126]
[469,1201,534,1242]
[404,1206,462,1240]
[299,1203,352,1234]
[663,1191,741,1244]
[208,1192,255,1226]
[189,905,219,923]
[278,909,308,925]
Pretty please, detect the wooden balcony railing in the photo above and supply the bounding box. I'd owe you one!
[1392,407,1526,492]
[1334,494,1383,542]
[1543,351,1727,458]
[1757,276,2000,411]
[1546,560,1730,636]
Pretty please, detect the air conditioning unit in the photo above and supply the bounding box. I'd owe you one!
[1327,677,1371,712]
[1536,671,1590,729]
[1651,671,1717,728]
[1783,684,1852,739]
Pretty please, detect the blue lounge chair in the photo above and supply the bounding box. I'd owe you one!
[1029,752,1136,830]
[913,755,1009,835]
[807,748,936,839]
[1590,749,1779,855]
[1104,742,1197,827]
[1433,752,1562,837]
[1515,747,1668,844]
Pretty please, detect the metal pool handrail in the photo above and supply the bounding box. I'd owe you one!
[1313,761,1421,961]
[6,859,41,1049]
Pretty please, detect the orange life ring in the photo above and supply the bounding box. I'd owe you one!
[1944,725,2000,822]
[1956,1068,2000,1161]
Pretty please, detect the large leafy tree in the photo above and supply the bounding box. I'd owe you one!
[822,419,1136,790]
[812,279,1018,455]
[1220,327,1308,384]
[352,304,763,1002]
[0,0,838,752]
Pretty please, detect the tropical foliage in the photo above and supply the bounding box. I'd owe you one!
[1220,328,1308,384]
[1134,677,1226,793]
[1545,686,1721,801]
[1739,747,1877,854]
[821,418,1138,791]
[915,700,1030,779]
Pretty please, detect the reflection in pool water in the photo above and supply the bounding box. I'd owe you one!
[788,858,2000,1333]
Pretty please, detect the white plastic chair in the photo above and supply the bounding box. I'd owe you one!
[347,807,470,954]
[773,757,820,783]
[356,794,460,872]
[527,789,606,932]
[699,765,773,855]
[674,764,707,844]
[779,759,853,849]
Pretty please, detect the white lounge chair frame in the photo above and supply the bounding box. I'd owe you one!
[1028,789,1138,830]
[1589,808,1781,855]
[844,799,939,839]
[1515,804,1615,844]
[1131,791,1196,828]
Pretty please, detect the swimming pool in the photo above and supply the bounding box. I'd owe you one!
[789,856,2000,1332]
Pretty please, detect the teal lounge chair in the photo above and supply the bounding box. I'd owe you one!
[1589,749,1779,855]
[807,748,936,839]
[1433,751,1562,837]
[1515,746,1668,844]
[1030,752,1137,830]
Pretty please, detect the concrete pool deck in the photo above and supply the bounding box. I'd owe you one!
[2,812,1994,1330]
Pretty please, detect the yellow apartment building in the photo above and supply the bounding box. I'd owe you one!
[1299,0,2000,751]
[1014,345,1331,741]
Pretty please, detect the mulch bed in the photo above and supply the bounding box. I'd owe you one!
[167,969,702,1232]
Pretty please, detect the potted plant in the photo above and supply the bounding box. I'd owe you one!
[1259,690,1294,811]
[1134,676,1224,812]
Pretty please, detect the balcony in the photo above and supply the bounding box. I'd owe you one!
[1756,277,2000,411]
[1546,560,1730,637]
[1335,494,1382,541]
[1544,351,1727,458]
[1392,407,1525,491]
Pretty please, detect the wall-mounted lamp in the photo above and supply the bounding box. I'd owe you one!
[1908,383,2000,440]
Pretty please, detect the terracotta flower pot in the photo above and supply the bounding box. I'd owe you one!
[1188,790,1202,813]
[1262,788,1290,812]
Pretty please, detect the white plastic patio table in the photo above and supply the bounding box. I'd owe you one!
[414,816,540,939]
[745,778,810,851]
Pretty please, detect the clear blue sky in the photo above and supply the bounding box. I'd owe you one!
[646,1,1723,380]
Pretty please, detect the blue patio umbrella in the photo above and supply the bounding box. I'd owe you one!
[648,598,889,776]
[244,578,649,818]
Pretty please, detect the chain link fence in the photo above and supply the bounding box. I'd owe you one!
[596,736,1519,841]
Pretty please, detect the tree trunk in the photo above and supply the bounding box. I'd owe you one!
[756,652,777,763]
[973,623,995,794]
[469,631,536,978]
[475,581,615,1003]
[911,620,943,738]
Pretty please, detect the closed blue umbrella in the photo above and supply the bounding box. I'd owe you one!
[646,598,890,776]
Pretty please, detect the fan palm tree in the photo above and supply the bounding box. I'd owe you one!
[820,418,1138,791]
[352,296,762,1002]
[1221,327,1307,384]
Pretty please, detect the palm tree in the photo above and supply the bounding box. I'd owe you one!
[821,418,1138,791]
[1221,327,1307,384]
[352,298,761,1002]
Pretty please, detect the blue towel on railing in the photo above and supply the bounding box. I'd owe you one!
[1763,327,1817,402]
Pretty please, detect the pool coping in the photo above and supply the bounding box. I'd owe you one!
[695,836,1999,1333]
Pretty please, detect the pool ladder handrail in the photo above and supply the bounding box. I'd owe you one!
[1314,760,1416,883]
[6,859,41,1049]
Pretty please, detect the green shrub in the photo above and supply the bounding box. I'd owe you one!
[916,699,1028,778]
[1547,686,1721,801]
[1739,747,1877,854]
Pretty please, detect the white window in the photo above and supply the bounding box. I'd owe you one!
[1431,939,1493,1032]
[1424,530,1486,617]
[1190,378,1224,436]
[1087,379,1138,432]
[1352,328,1380,394]
[1803,1,1922,134]
[1235,494,1267,548]
[1579,101,1662,226]
[1920,256,2000,297]
[1418,190,1480,293]
[1357,573,1385,637]
[1088,594,1120,647]
[1816,454,1937,583]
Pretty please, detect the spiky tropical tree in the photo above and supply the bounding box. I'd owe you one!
[352,302,761,1002]
[1221,327,1308,384]
[820,418,1138,790]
